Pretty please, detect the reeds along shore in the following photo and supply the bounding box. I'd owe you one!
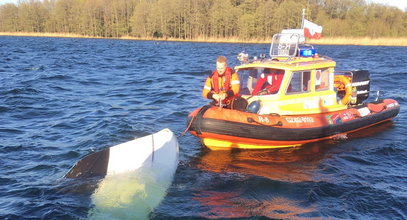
[1,32,407,47]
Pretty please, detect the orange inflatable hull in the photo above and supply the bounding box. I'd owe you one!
[187,99,400,150]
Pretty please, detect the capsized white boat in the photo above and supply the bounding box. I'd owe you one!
[65,128,179,220]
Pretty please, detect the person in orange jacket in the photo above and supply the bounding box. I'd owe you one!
[202,56,240,107]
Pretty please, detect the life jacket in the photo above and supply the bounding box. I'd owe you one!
[210,67,233,93]
[252,72,284,95]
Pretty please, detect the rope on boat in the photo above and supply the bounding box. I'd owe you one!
[178,115,196,138]
[178,105,210,138]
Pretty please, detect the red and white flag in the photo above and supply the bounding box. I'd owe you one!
[303,19,323,39]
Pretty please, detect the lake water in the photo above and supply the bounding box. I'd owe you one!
[1,36,406,219]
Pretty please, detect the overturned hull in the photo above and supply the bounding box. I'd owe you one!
[188,99,399,150]
[65,128,179,219]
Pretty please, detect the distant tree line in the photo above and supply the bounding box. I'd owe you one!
[0,0,406,39]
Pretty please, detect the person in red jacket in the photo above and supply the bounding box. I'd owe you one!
[202,56,240,107]
[252,70,284,95]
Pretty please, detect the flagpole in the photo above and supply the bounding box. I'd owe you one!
[301,8,306,29]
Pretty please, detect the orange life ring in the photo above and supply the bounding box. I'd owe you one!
[334,75,352,105]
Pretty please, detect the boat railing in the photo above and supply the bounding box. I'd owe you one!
[269,33,301,61]
[334,70,354,79]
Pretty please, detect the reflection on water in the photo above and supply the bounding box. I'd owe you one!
[196,190,318,219]
[193,144,329,219]
[197,143,331,183]
[192,121,395,219]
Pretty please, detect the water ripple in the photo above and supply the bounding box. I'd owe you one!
[0,36,406,219]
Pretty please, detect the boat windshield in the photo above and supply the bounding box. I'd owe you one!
[238,68,285,96]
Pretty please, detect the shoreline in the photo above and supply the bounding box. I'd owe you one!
[1,32,407,47]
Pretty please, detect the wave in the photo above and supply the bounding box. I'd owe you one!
[3,87,40,95]
[167,70,211,76]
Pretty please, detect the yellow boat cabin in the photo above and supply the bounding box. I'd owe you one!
[236,33,367,116]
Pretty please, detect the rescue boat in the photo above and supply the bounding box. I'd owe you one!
[187,33,400,150]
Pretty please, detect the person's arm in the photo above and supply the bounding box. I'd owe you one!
[202,77,214,99]
[226,72,240,98]
[266,73,284,94]
[252,74,267,95]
